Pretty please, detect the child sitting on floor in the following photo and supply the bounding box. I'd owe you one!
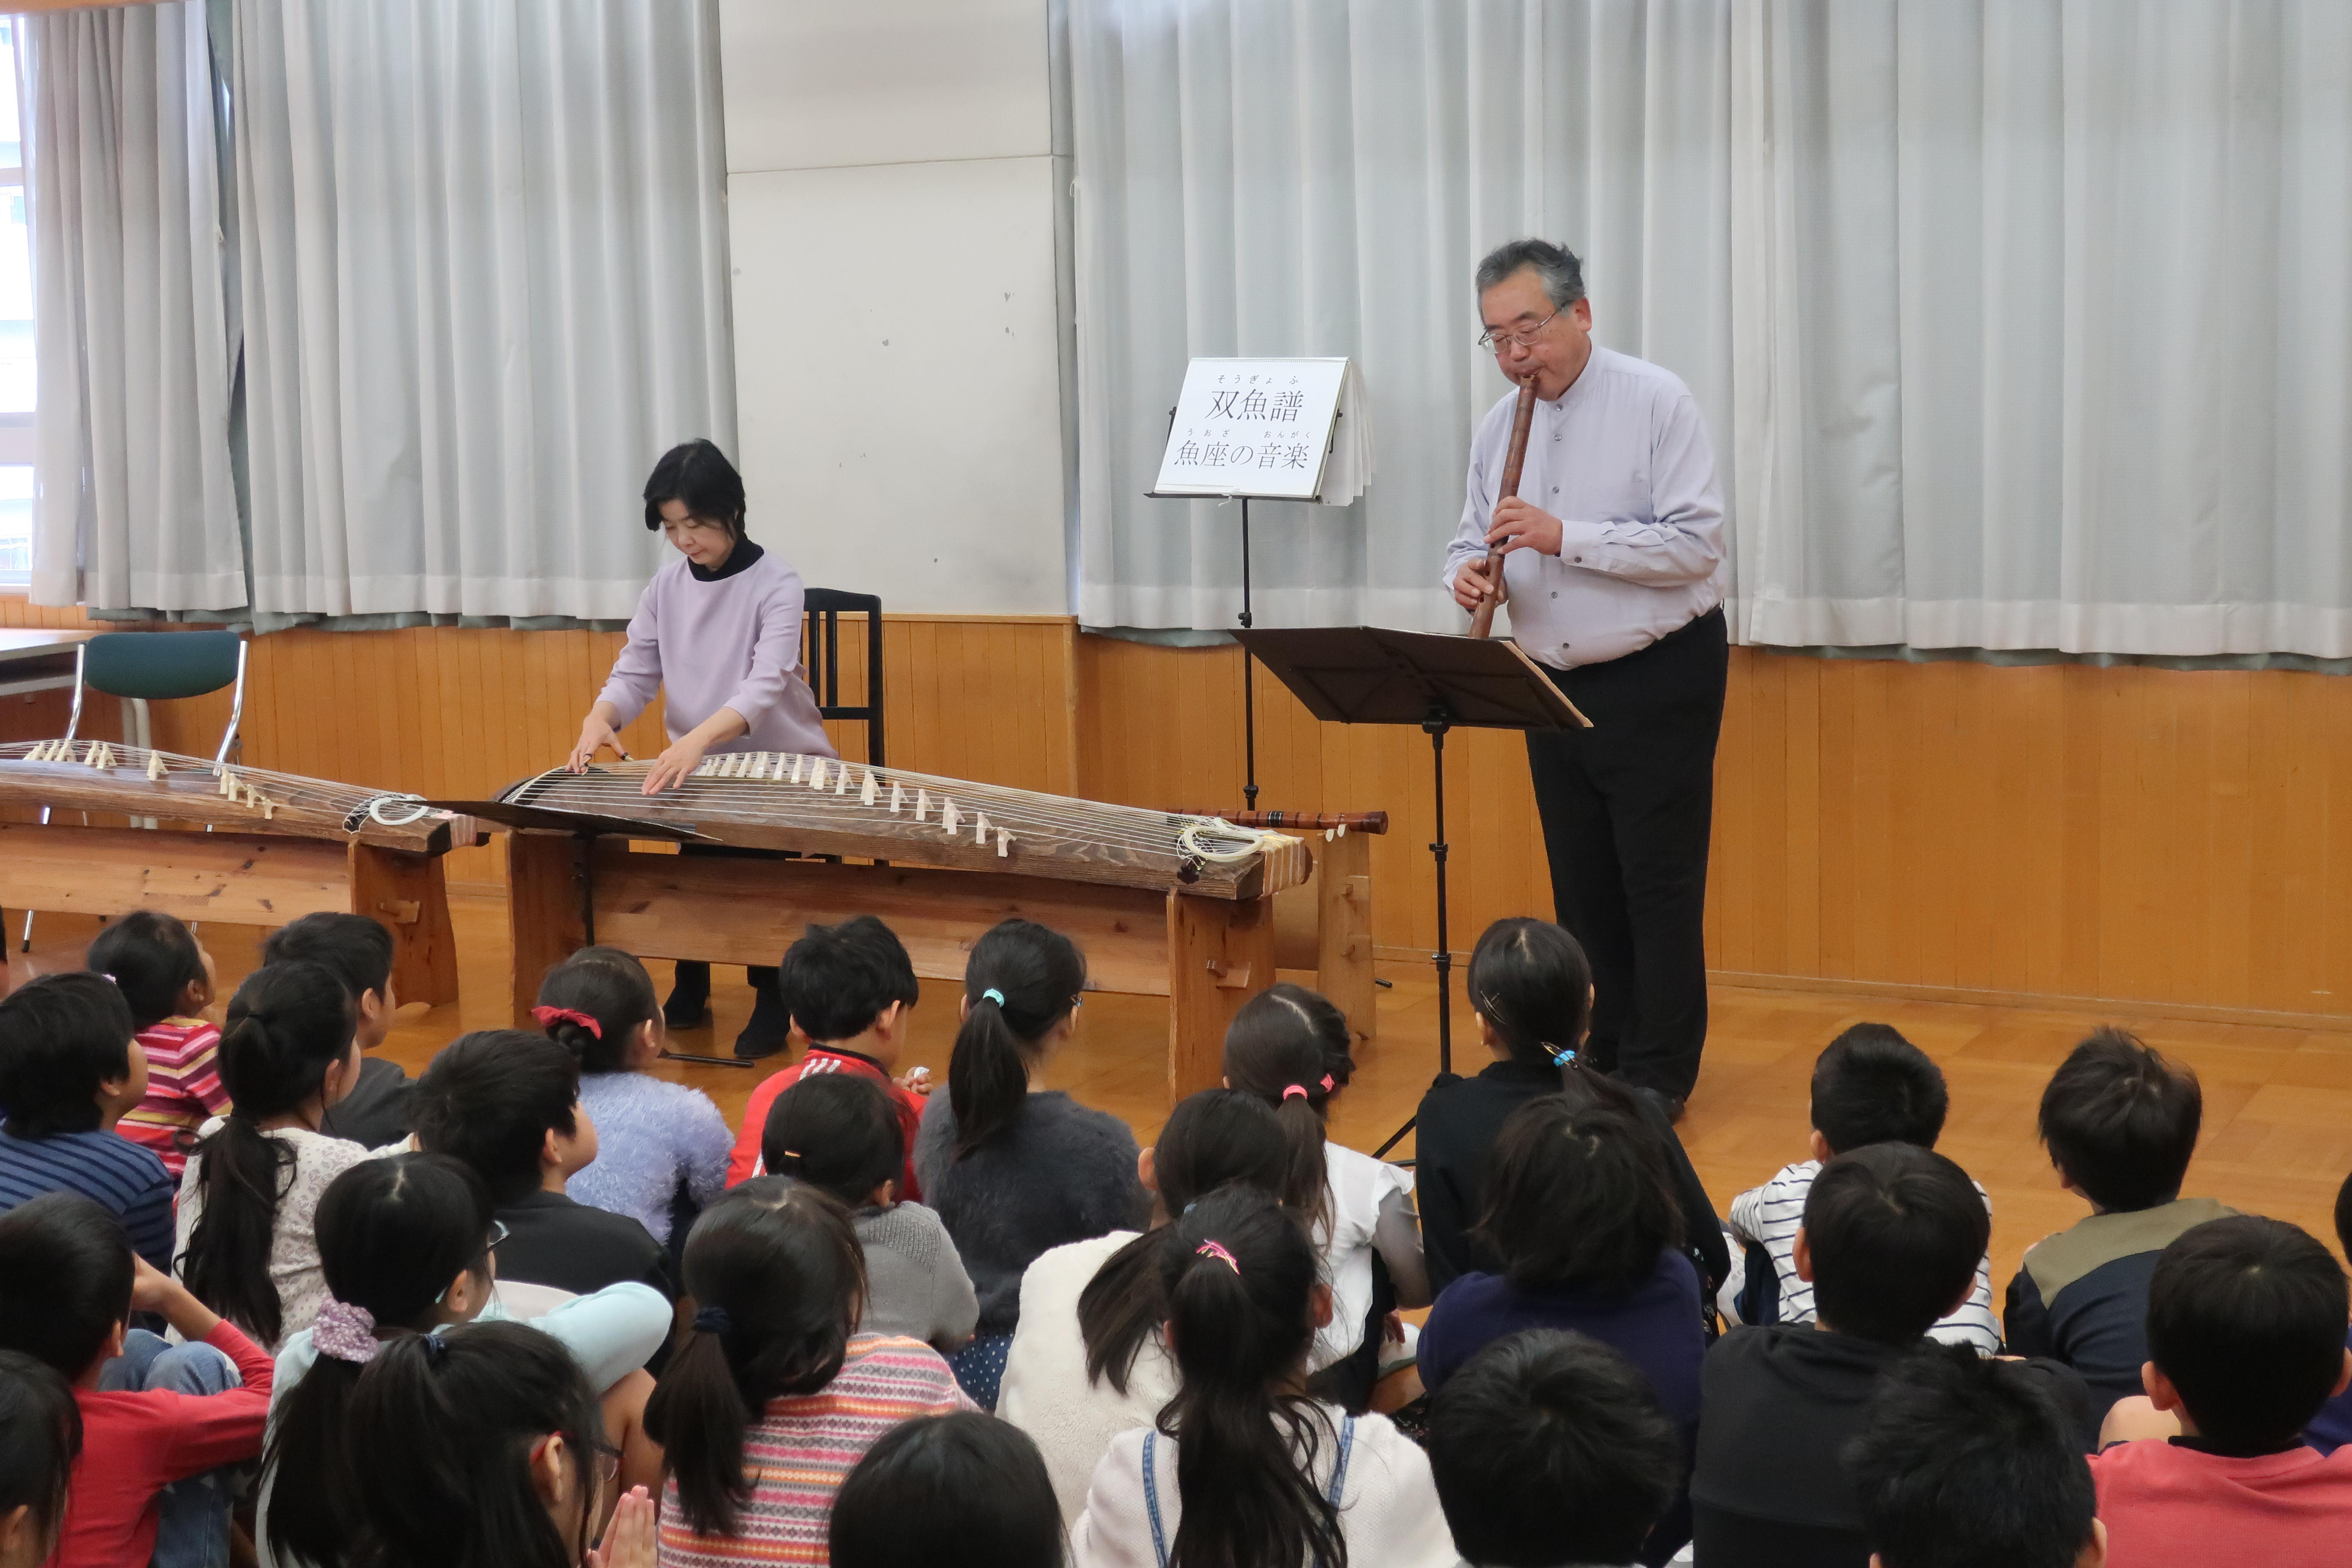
[2091,1216,2352,1566]
[728,916,931,1195]
[644,1179,970,1563]
[261,912,414,1147]
[2306,1167,2352,1454]
[257,1152,674,1568]
[0,1191,273,1568]
[762,1072,977,1352]
[1070,1186,1458,1568]
[1726,1023,2000,1351]
[1427,1330,1683,1568]
[0,1346,80,1568]
[536,945,731,1247]
[1223,982,1429,1410]
[2005,1028,2233,1425]
[88,911,225,1182]
[831,1412,1065,1568]
[0,974,174,1272]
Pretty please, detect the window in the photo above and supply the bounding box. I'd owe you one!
[0,18,31,585]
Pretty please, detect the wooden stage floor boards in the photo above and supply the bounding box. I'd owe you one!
[27,891,2352,1300]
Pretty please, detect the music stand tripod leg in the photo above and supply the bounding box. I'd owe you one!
[1373,706,1455,1162]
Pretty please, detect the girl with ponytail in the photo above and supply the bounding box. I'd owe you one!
[643,1179,969,1563]
[999,1087,1289,1522]
[258,1154,672,1568]
[175,962,371,1350]
[345,1320,655,1568]
[1411,918,1729,1302]
[1068,1188,1457,1568]
[1222,985,1429,1410]
[913,920,1144,1410]
[536,946,731,1246]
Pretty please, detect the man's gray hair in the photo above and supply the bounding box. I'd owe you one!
[1475,239,1585,309]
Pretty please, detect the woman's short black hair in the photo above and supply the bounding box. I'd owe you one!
[1472,1094,1681,1294]
[0,1347,81,1561]
[0,1192,135,1378]
[643,439,747,539]
[2037,1026,2202,1213]
[0,972,137,1138]
[86,911,208,1032]
[1803,1143,1989,1344]
[2146,1215,2351,1450]
[763,1072,905,1205]
[410,1031,581,1205]
[1428,1329,1678,1568]
[832,1411,1064,1568]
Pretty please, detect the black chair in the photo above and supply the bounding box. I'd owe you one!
[802,588,884,767]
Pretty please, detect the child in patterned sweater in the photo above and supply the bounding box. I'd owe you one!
[88,913,226,1181]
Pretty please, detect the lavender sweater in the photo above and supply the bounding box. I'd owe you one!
[569,1071,732,1244]
[595,543,835,757]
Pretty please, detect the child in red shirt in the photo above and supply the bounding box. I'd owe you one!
[727,916,933,1197]
[2092,1215,2352,1568]
[89,912,227,1181]
[0,1191,271,1568]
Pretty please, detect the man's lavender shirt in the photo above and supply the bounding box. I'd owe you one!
[594,543,835,757]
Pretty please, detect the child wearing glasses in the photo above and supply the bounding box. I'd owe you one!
[258,1153,671,1568]
[565,440,836,1060]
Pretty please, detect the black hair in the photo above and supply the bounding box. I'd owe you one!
[1810,1023,1948,1153]
[0,1348,81,1562]
[643,438,748,539]
[777,916,921,1046]
[950,920,1085,1161]
[2337,1165,2352,1264]
[262,912,396,1006]
[263,1154,496,1568]
[2146,1215,2350,1449]
[1467,918,1592,1085]
[410,1031,582,1206]
[86,911,208,1032]
[1849,1342,2098,1568]
[1472,1095,1681,1295]
[536,945,658,1076]
[645,1179,866,1539]
[1158,1187,1342,1568]
[181,962,358,1344]
[1801,1143,1989,1345]
[1473,239,1587,310]
[1222,983,1355,1238]
[1078,1088,1289,1396]
[763,1072,904,1206]
[1427,1329,1678,1568]
[0,1192,134,1378]
[0,971,136,1138]
[831,1411,1064,1568]
[348,1321,607,1568]
[2037,1026,2202,1213]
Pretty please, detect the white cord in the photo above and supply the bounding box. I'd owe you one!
[364,793,434,827]
[1176,819,1270,864]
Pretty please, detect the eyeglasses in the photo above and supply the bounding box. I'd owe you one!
[1476,309,1561,353]
[433,1220,511,1306]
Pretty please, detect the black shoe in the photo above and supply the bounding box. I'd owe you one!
[733,982,790,1060]
[663,962,711,1030]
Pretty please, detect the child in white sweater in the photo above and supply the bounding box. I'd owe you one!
[1071,1188,1457,1568]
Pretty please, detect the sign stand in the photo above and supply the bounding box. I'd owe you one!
[1149,358,1369,812]
[1233,625,1587,1158]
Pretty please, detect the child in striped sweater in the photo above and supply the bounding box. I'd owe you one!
[645,1178,971,1567]
[87,913,226,1181]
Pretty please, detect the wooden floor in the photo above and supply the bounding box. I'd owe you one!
[30,891,2352,1300]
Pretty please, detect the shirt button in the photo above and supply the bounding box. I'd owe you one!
[1550,591,1559,599]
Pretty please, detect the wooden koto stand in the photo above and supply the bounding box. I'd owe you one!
[0,742,474,1005]
[454,756,1311,1101]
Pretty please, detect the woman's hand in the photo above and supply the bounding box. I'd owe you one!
[569,711,628,773]
[588,1486,657,1568]
[641,736,710,795]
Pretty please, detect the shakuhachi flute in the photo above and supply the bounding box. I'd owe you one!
[1466,374,1541,640]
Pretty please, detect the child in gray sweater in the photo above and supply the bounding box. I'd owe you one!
[761,1072,977,1351]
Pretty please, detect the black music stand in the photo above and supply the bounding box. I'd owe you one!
[1232,627,1586,1158]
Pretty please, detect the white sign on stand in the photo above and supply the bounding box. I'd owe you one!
[1151,357,1366,503]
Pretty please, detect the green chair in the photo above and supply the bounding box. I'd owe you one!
[22,630,248,950]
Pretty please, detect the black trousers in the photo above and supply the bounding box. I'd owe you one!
[1524,607,1727,1101]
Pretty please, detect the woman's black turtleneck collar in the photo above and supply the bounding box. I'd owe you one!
[689,536,764,583]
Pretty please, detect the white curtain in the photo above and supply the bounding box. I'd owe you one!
[1071,0,1733,633]
[21,1,244,611]
[1075,0,2352,659]
[230,0,735,622]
